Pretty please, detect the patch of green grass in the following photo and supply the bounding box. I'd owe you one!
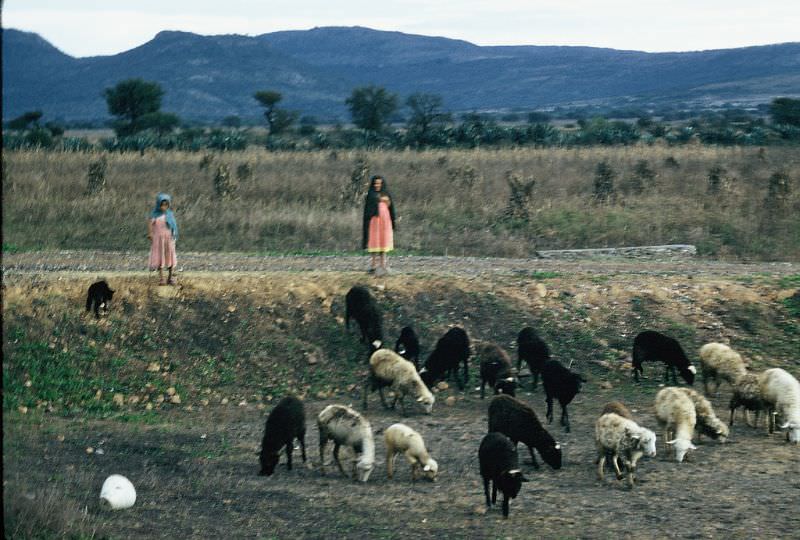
[528,271,561,280]
[778,274,800,289]
[781,294,800,319]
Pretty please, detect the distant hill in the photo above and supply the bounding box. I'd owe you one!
[3,26,799,123]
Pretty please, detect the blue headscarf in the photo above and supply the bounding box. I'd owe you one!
[151,192,179,241]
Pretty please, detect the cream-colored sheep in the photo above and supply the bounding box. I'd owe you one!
[654,387,697,462]
[758,368,800,444]
[384,423,438,481]
[677,387,729,442]
[729,372,767,427]
[595,413,657,488]
[699,342,748,396]
[364,349,434,415]
[318,405,375,482]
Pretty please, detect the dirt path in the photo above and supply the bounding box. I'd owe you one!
[3,250,797,277]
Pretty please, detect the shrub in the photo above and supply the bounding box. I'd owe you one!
[86,157,108,195]
[593,160,616,202]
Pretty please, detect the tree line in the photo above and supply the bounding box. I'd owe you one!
[5,78,800,151]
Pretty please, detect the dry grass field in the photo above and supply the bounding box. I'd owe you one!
[3,145,799,260]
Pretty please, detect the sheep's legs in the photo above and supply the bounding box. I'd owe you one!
[545,396,554,424]
[483,477,492,508]
[299,434,307,464]
[332,443,347,477]
[501,495,510,518]
[596,453,607,481]
[560,406,570,432]
[611,453,624,480]
[285,441,293,470]
[386,450,395,479]
[319,439,327,474]
[379,387,390,409]
[491,481,498,505]
[527,445,540,469]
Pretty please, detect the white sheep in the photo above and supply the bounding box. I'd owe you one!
[384,423,439,481]
[595,413,657,488]
[654,387,697,462]
[699,342,748,396]
[317,404,376,482]
[758,368,800,444]
[363,348,434,415]
[677,387,729,442]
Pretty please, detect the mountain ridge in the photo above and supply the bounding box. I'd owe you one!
[3,26,799,122]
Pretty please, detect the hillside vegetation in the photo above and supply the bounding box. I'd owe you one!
[3,146,799,260]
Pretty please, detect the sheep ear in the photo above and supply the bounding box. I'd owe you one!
[418,367,428,374]
[666,440,676,445]
[508,469,521,475]
[555,443,561,450]
[372,340,382,350]
[397,345,406,354]
[780,422,790,429]
[504,377,515,383]
[423,464,431,472]
[689,443,697,450]
[688,366,697,374]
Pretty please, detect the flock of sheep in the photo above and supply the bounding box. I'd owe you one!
[258,285,800,519]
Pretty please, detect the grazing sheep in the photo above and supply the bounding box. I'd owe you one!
[729,372,767,427]
[363,349,434,415]
[317,405,375,482]
[479,432,529,518]
[487,394,562,470]
[86,280,115,319]
[654,387,698,462]
[516,327,551,390]
[595,413,657,488]
[345,285,383,347]
[632,330,696,385]
[476,342,517,398]
[259,395,307,476]
[419,327,470,390]
[384,423,438,481]
[541,359,586,433]
[758,368,800,443]
[677,387,729,442]
[699,342,748,396]
[394,326,421,368]
[601,401,634,420]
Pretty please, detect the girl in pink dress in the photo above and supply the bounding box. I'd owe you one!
[362,175,396,275]
[148,192,178,285]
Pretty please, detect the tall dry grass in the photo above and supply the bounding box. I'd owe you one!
[2,145,798,260]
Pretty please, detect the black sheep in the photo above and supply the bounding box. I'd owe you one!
[541,359,586,433]
[479,432,529,518]
[632,330,696,385]
[476,342,517,398]
[259,395,307,476]
[394,326,420,368]
[419,327,470,390]
[345,286,383,347]
[488,394,562,470]
[516,327,550,390]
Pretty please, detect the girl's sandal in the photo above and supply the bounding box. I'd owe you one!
[167,277,177,286]
[159,278,168,286]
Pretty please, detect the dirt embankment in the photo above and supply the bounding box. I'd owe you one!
[3,252,799,539]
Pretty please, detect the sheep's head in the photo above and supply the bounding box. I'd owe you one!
[421,458,439,481]
[780,421,800,444]
[494,377,517,397]
[498,469,529,500]
[355,459,374,482]
[541,441,563,470]
[681,365,697,385]
[259,450,280,476]
[631,428,657,457]
[417,393,435,414]
[99,474,136,510]
[666,438,697,462]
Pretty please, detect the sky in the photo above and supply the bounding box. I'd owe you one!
[4,0,799,58]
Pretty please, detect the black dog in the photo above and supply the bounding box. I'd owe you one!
[86,280,114,319]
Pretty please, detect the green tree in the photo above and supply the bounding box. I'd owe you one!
[8,110,43,131]
[139,112,181,136]
[405,92,450,146]
[769,97,800,126]
[103,79,165,136]
[346,85,398,134]
[254,90,297,136]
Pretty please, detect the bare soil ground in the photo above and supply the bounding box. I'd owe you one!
[3,252,799,539]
